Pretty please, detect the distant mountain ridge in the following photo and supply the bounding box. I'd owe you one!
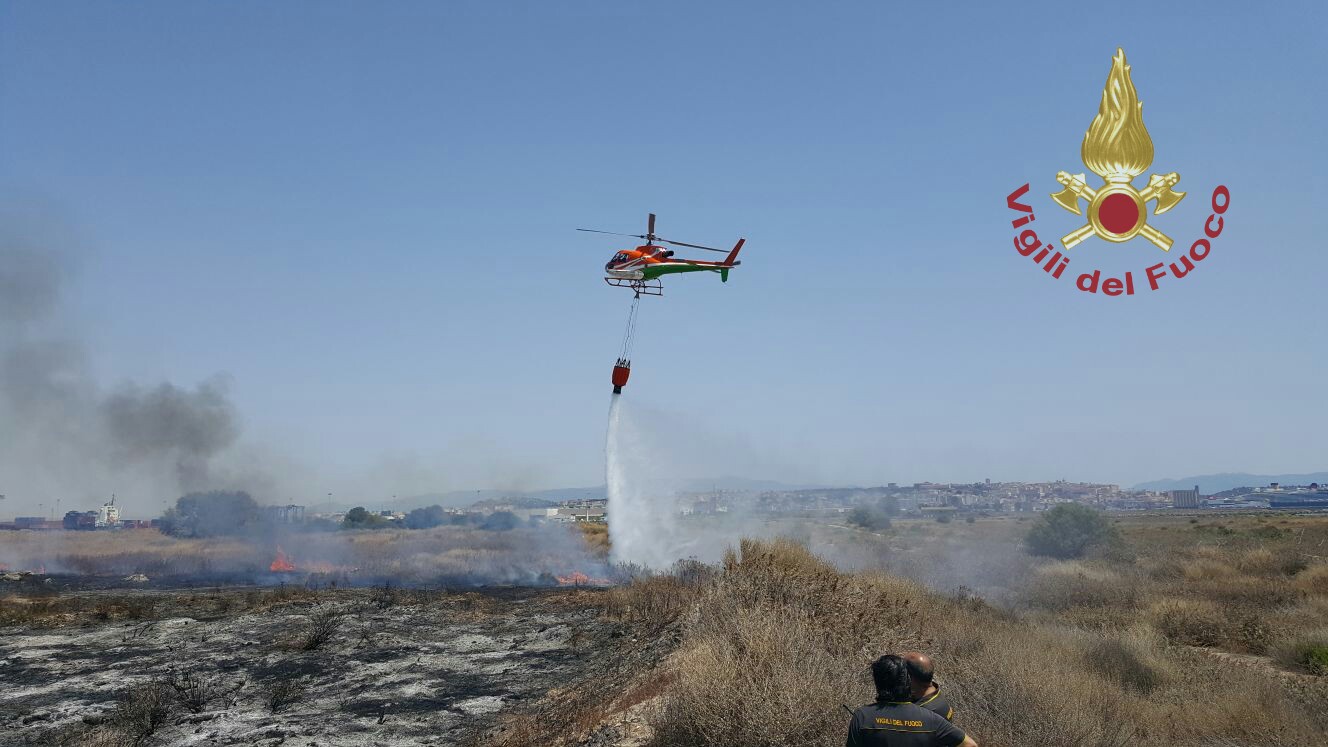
[1133,472,1328,494]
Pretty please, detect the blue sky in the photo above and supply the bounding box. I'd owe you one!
[1,1,1324,508]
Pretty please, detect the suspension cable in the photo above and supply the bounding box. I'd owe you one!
[619,294,640,362]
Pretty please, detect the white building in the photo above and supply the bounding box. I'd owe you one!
[96,496,120,528]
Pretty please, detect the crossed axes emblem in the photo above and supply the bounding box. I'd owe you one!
[1051,171,1186,251]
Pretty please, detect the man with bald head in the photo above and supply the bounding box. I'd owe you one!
[845,655,976,747]
[901,652,954,721]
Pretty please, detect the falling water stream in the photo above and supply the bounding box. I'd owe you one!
[604,395,700,569]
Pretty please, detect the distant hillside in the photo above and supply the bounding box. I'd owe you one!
[393,487,605,511]
[472,496,556,510]
[1134,472,1328,494]
[391,477,812,511]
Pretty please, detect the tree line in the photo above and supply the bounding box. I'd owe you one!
[157,491,524,538]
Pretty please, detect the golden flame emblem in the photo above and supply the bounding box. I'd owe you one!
[1051,48,1186,251]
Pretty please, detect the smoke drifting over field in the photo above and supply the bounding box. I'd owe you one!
[0,222,244,513]
[0,522,611,588]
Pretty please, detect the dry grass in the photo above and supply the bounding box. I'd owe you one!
[601,559,713,626]
[0,529,252,576]
[0,523,606,585]
[577,522,611,558]
[651,539,925,746]
[1147,598,1230,647]
[481,515,1328,746]
[1019,561,1139,614]
[643,536,1328,747]
[0,584,351,631]
[1272,628,1328,675]
[1293,562,1328,595]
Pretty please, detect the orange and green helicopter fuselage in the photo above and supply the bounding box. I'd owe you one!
[604,239,745,285]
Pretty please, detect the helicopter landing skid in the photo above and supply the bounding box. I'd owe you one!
[604,277,663,296]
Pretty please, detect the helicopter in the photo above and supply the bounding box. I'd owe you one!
[581,213,747,394]
[578,213,745,297]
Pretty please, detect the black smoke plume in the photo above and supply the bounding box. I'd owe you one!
[0,217,242,514]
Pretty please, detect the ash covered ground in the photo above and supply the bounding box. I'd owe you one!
[0,582,639,746]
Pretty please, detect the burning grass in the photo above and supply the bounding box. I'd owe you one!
[0,522,611,588]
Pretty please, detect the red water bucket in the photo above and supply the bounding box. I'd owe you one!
[611,364,631,393]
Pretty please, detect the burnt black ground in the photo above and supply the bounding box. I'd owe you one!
[0,584,619,746]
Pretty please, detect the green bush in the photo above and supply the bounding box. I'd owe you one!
[847,505,891,531]
[404,504,447,529]
[1024,504,1119,559]
[159,491,259,537]
[342,506,387,529]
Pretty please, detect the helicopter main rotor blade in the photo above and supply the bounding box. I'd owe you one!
[657,237,727,253]
[648,213,656,237]
[577,228,647,239]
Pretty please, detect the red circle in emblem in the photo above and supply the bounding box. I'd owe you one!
[1099,193,1140,234]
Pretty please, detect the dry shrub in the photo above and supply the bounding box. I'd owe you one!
[109,682,172,745]
[655,606,859,745]
[650,539,926,747]
[1294,562,1328,595]
[169,670,212,713]
[267,678,306,712]
[1196,574,1300,612]
[1140,555,1185,581]
[1272,628,1328,676]
[1147,599,1229,647]
[1236,547,1278,575]
[1279,554,1309,576]
[296,608,343,651]
[602,559,714,625]
[1182,558,1237,582]
[1020,563,1138,613]
[602,575,697,625]
[928,624,1134,746]
[369,582,400,610]
[1080,632,1169,694]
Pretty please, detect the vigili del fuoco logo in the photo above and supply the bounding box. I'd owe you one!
[1005,48,1229,296]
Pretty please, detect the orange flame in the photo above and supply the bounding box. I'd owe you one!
[1081,48,1154,183]
[269,547,296,573]
[555,571,611,587]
